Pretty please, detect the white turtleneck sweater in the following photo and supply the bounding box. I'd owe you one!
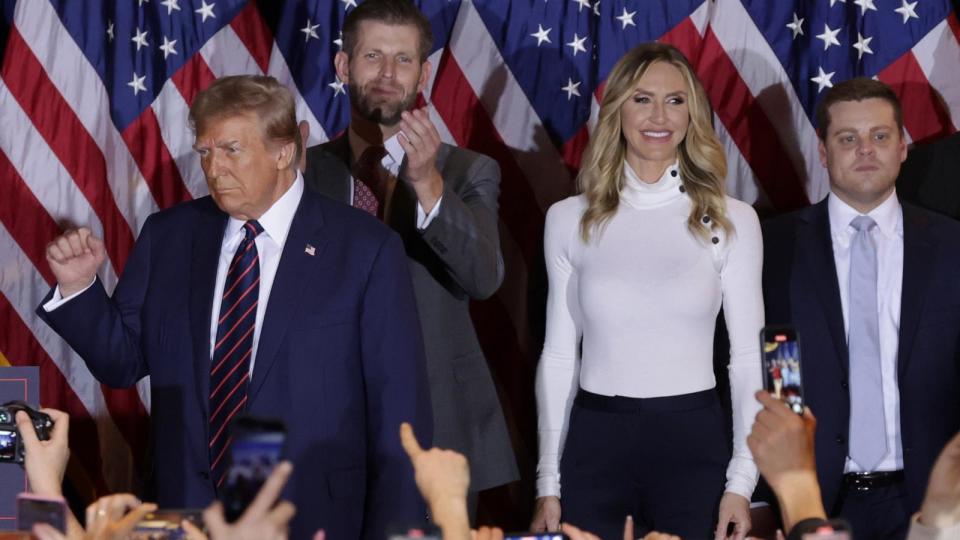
[535,162,764,500]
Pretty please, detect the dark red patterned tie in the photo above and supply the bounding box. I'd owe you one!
[209,219,262,488]
[352,145,389,219]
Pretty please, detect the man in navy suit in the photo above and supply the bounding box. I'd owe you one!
[762,78,960,538]
[36,75,431,540]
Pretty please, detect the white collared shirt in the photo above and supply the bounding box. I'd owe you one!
[44,173,306,377]
[348,133,442,229]
[827,190,904,473]
[207,173,304,373]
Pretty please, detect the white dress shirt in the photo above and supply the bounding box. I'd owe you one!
[46,173,306,377]
[348,132,442,229]
[207,173,303,372]
[827,190,904,473]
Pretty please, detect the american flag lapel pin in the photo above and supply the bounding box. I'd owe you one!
[304,244,316,256]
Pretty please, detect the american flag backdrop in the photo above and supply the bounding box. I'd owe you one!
[1,0,958,521]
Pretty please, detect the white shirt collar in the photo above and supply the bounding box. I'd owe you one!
[382,132,405,171]
[828,188,902,239]
[224,171,304,247]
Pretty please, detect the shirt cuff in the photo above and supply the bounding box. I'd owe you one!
[42,279,96,312]
[535,475,560,499]
[416,196,443,230]
[535,459,560,498]
[724,455,759,500]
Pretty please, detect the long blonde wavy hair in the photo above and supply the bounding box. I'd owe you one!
[578,43,732,243]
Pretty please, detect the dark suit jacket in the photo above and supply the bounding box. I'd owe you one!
[897,132,960,220]
[37,188,432,540]
[761,197,960,514]
[303,137,519,491]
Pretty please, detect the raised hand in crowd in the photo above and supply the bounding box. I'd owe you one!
[16,407,86,539]
[16,408,69,498]
[400,422,471,540]
[31,494,157,540]
[915,430,960,533]
[81,494,157,540]
[181,461,296,540]
[45,227,105,297]
[747,391,826,532]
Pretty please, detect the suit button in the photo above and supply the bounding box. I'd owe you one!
[904,446,912,455]
[841,380,849,389]
[835,435,845,444]
[199,471,210,480]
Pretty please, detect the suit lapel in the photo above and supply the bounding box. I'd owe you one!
[897,203,936,380]
[389,159,416,238]
[798,200,850,376]
[189,201,229,422]
[247,191,329,404]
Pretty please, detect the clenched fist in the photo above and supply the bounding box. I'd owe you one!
[45,227,105,297]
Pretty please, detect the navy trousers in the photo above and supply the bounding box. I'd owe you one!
[834,482,910,540]
[559,388,730,539]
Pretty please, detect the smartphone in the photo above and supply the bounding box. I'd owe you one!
[219,416,286,523]
[760,325,805,414]
[16,493,67,533]
[132,509,204,540]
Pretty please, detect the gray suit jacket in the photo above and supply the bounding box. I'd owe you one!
[304,136,519,491]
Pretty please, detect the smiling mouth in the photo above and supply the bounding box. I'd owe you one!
[641,131,672,139]
[370,83,402,95]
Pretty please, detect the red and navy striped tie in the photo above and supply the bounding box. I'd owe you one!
[209,219,263,488]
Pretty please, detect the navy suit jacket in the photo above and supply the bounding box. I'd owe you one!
[762,197,960,514]
[37,188,432,539]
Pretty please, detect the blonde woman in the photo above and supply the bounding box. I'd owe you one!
[531,43,763,539]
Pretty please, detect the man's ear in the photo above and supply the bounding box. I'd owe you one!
[334,51,350,84]
[417,60,432,95]
[276,140,296,171]
[818,138,828,168]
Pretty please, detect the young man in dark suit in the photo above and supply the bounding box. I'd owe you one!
[762,78,960,538]
[302,0,518,517]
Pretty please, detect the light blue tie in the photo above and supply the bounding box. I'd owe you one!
[847,215,887,471]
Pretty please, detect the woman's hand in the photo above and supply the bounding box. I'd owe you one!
[715,492,751,540]
[530,496,561,532]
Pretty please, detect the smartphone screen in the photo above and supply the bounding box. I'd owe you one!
[17,493,66,533]
[760,325,805,414]
[219,416,286,523]
[0,429,17,461]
